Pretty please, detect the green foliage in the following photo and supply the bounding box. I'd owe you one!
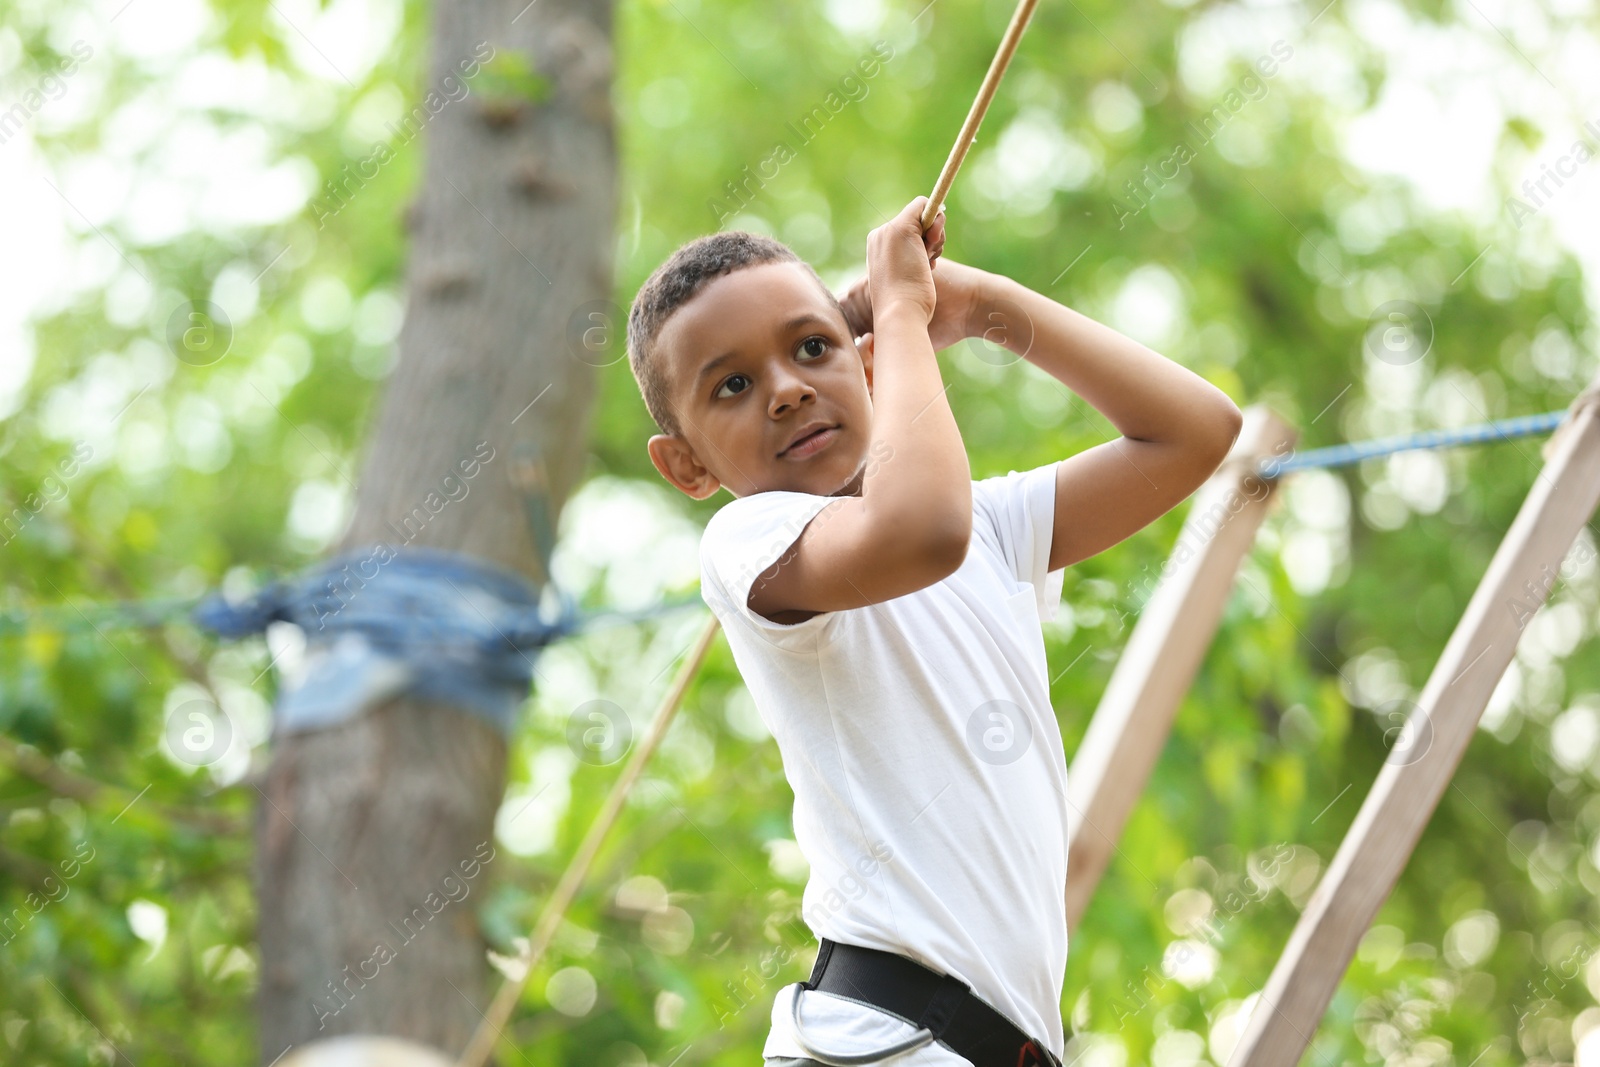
[475,48,552,105]
[2,0,1599,1064]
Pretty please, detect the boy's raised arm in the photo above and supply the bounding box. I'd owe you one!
[974,270,1243,570]
[748,198,973,624]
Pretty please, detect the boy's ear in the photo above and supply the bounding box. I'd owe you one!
[856,331,874,396]
[647,433,722,500]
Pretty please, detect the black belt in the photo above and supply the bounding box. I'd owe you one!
[794,938,1063,1067]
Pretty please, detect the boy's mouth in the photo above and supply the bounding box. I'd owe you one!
[778,422,839,459]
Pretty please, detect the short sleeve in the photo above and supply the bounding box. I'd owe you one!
[699,490,840,641]
[972,462,1065,622]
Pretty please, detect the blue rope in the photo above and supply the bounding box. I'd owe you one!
[1256,410,1567,479]
[0,409,1574,640]
[0,595,210,636]
[0,582,702,639]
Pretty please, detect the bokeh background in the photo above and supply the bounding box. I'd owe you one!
[3,0,1600,1064]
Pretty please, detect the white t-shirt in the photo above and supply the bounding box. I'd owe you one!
[698,463,1070,1066]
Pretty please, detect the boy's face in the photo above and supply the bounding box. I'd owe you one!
[646,261,875,500]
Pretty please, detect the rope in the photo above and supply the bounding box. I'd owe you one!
[0,410,1574,641]
[0,585,701,640]
[1255,410,1567,479]
[0,594,209,637]
[920,0,1042,229]
[454,614,721,1067]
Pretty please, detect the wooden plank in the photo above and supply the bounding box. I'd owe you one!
[1229,376,1600,1067]
[1066,406,1299,933]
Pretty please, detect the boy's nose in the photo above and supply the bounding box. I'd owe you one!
[768,370,816,417]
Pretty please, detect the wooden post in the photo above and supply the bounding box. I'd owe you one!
[1066,407,1299,933]
[1228,376,1600,1067]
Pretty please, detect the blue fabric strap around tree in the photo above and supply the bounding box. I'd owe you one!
[191,546,574,737]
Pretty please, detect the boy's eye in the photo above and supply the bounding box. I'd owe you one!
[715,374,751,399]
[798,336,828,360]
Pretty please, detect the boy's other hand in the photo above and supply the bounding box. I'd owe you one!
[865,197,942,328]
[841,258,988,353]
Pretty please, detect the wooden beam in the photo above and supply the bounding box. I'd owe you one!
[1229,375,1600,1067]
[1066,406,1299,933]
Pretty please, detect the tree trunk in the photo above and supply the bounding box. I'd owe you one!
[255,0,616,1059]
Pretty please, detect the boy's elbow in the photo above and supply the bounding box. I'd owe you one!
[1203,395,1244,468]
[1219,397,1244,448]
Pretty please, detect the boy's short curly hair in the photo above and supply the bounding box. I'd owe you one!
[626,231,841,436]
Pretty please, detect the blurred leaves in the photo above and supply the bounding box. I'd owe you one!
[476,48,552,105]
